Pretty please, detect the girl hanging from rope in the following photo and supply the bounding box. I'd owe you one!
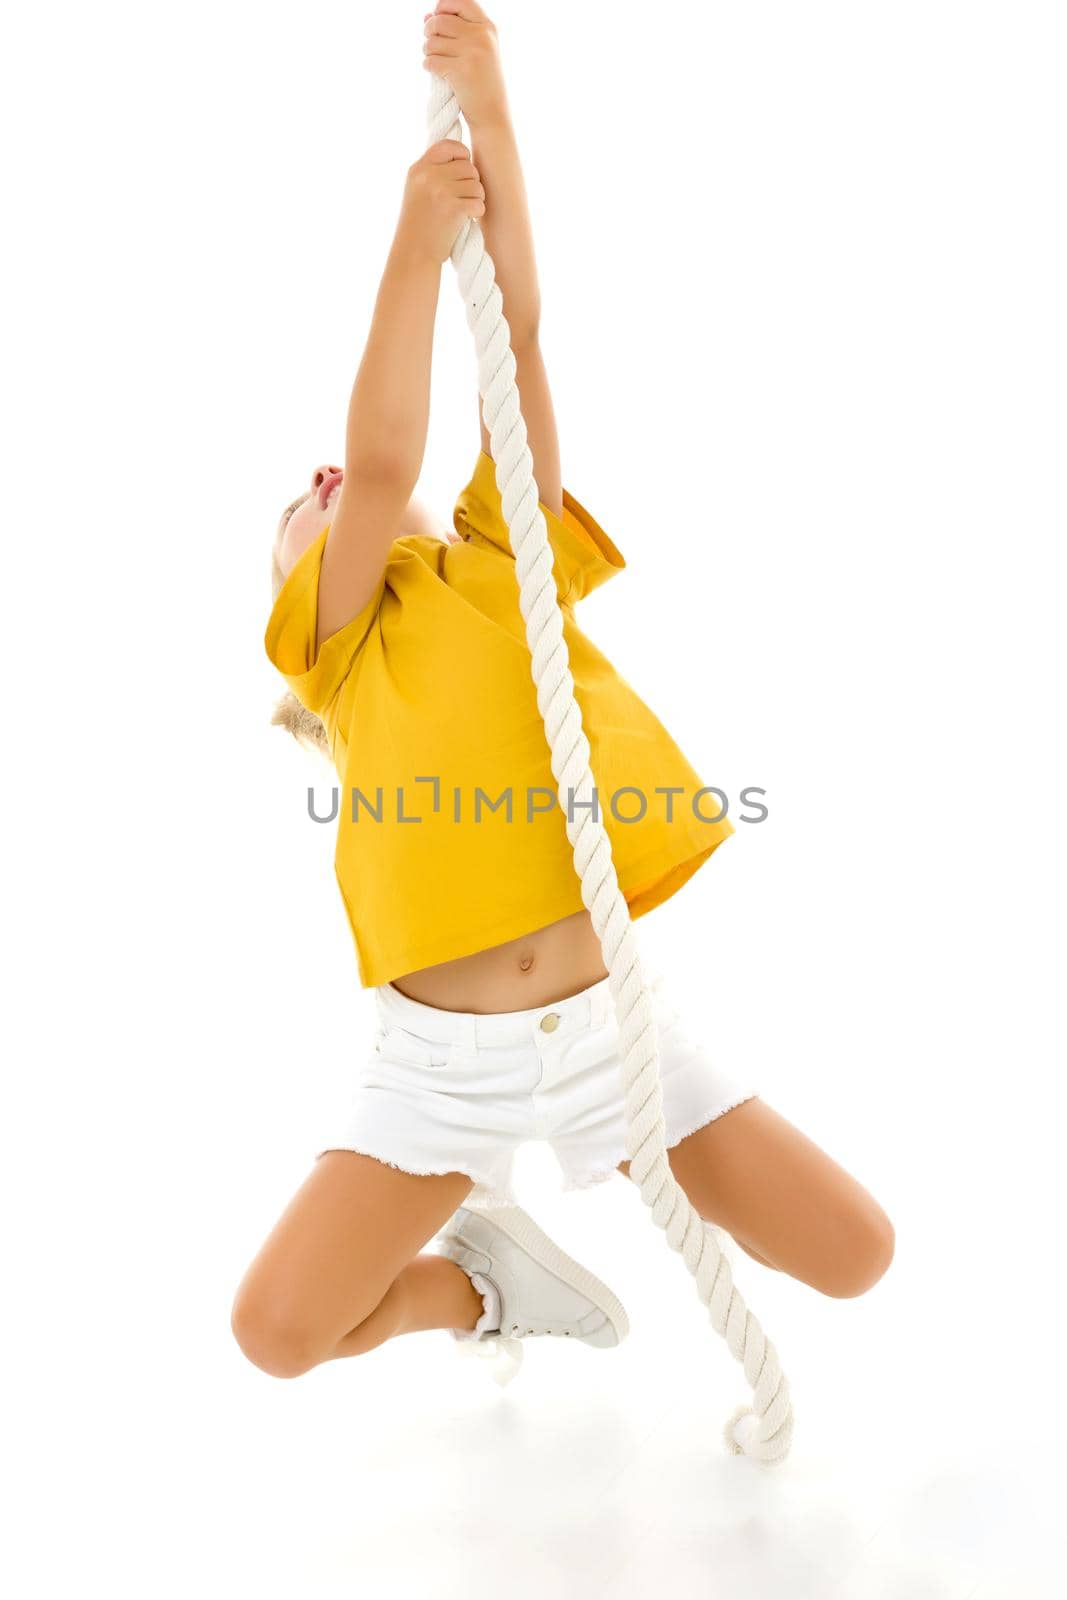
[232,1,894,1434]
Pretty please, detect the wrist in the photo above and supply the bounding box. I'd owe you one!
[466,98,513,139]
[389,217,445,274]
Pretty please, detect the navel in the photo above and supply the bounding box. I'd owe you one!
[517,951,536,973]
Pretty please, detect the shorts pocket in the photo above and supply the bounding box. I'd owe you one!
[374,1024,459,1070]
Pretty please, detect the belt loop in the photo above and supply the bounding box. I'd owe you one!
[593,979,612,1028]
[461,1013,479,1053]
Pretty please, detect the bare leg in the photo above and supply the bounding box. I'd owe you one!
[734,1238,780,1270]
[231,1152,485,1378]
[618,1097,895,1298]
[328,1251,487,1359]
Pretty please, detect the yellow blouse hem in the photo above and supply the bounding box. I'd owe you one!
[351,829,731,989]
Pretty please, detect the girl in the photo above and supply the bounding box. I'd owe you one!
[232,2,894,1378]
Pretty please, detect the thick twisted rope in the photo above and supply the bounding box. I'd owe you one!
[427,80,794,1464]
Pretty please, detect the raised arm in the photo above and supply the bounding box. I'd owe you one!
[423,1,563,518]
[316,138,486,650]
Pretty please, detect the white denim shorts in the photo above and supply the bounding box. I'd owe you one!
[317,967,759,1210]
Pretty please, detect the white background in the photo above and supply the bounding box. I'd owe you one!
[3,2,1064,1595]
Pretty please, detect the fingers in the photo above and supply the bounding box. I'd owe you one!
[433,154,476,179]
[424,14,462,39]
[426,150,479,186]
[432,1,488,20]
[425,138,472,163]
[422,57,462,81]
[420,140,485,204]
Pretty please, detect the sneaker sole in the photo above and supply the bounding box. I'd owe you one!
[443,1205,630,1348]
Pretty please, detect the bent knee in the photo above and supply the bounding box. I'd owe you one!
[817,1208,896,1299]
[230,1288,326,1379]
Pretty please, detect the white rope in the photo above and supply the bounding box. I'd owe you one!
[427,80,794,1465]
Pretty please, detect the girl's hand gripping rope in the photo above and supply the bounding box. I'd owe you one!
[397,138,486,265]
[422,1,508,130]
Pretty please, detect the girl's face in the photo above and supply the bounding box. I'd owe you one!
[273,462,459,583]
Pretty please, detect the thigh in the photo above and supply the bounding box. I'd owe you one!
[618,1098,895,1298]
[232,1153,474,1355]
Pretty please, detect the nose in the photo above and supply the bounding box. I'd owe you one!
[312,464,342,493]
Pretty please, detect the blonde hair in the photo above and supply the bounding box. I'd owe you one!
[270,546,332,760]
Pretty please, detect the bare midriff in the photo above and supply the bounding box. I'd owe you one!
[389,909,609,1014]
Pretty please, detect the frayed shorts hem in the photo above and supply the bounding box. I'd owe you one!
[317,1089,762,1208]
[316,1143,521,1209]
[557,1088,761,1194]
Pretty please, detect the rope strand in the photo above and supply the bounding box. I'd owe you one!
[427,78,794,1464]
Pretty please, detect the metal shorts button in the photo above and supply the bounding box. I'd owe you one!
[539,1012,560,1033]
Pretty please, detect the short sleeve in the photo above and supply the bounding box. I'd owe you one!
[264,526,384,716]
[453,451,626,604]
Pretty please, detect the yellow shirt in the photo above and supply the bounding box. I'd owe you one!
[265,451,732,986]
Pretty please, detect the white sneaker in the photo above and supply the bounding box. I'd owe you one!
[437,1204,629,1349]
